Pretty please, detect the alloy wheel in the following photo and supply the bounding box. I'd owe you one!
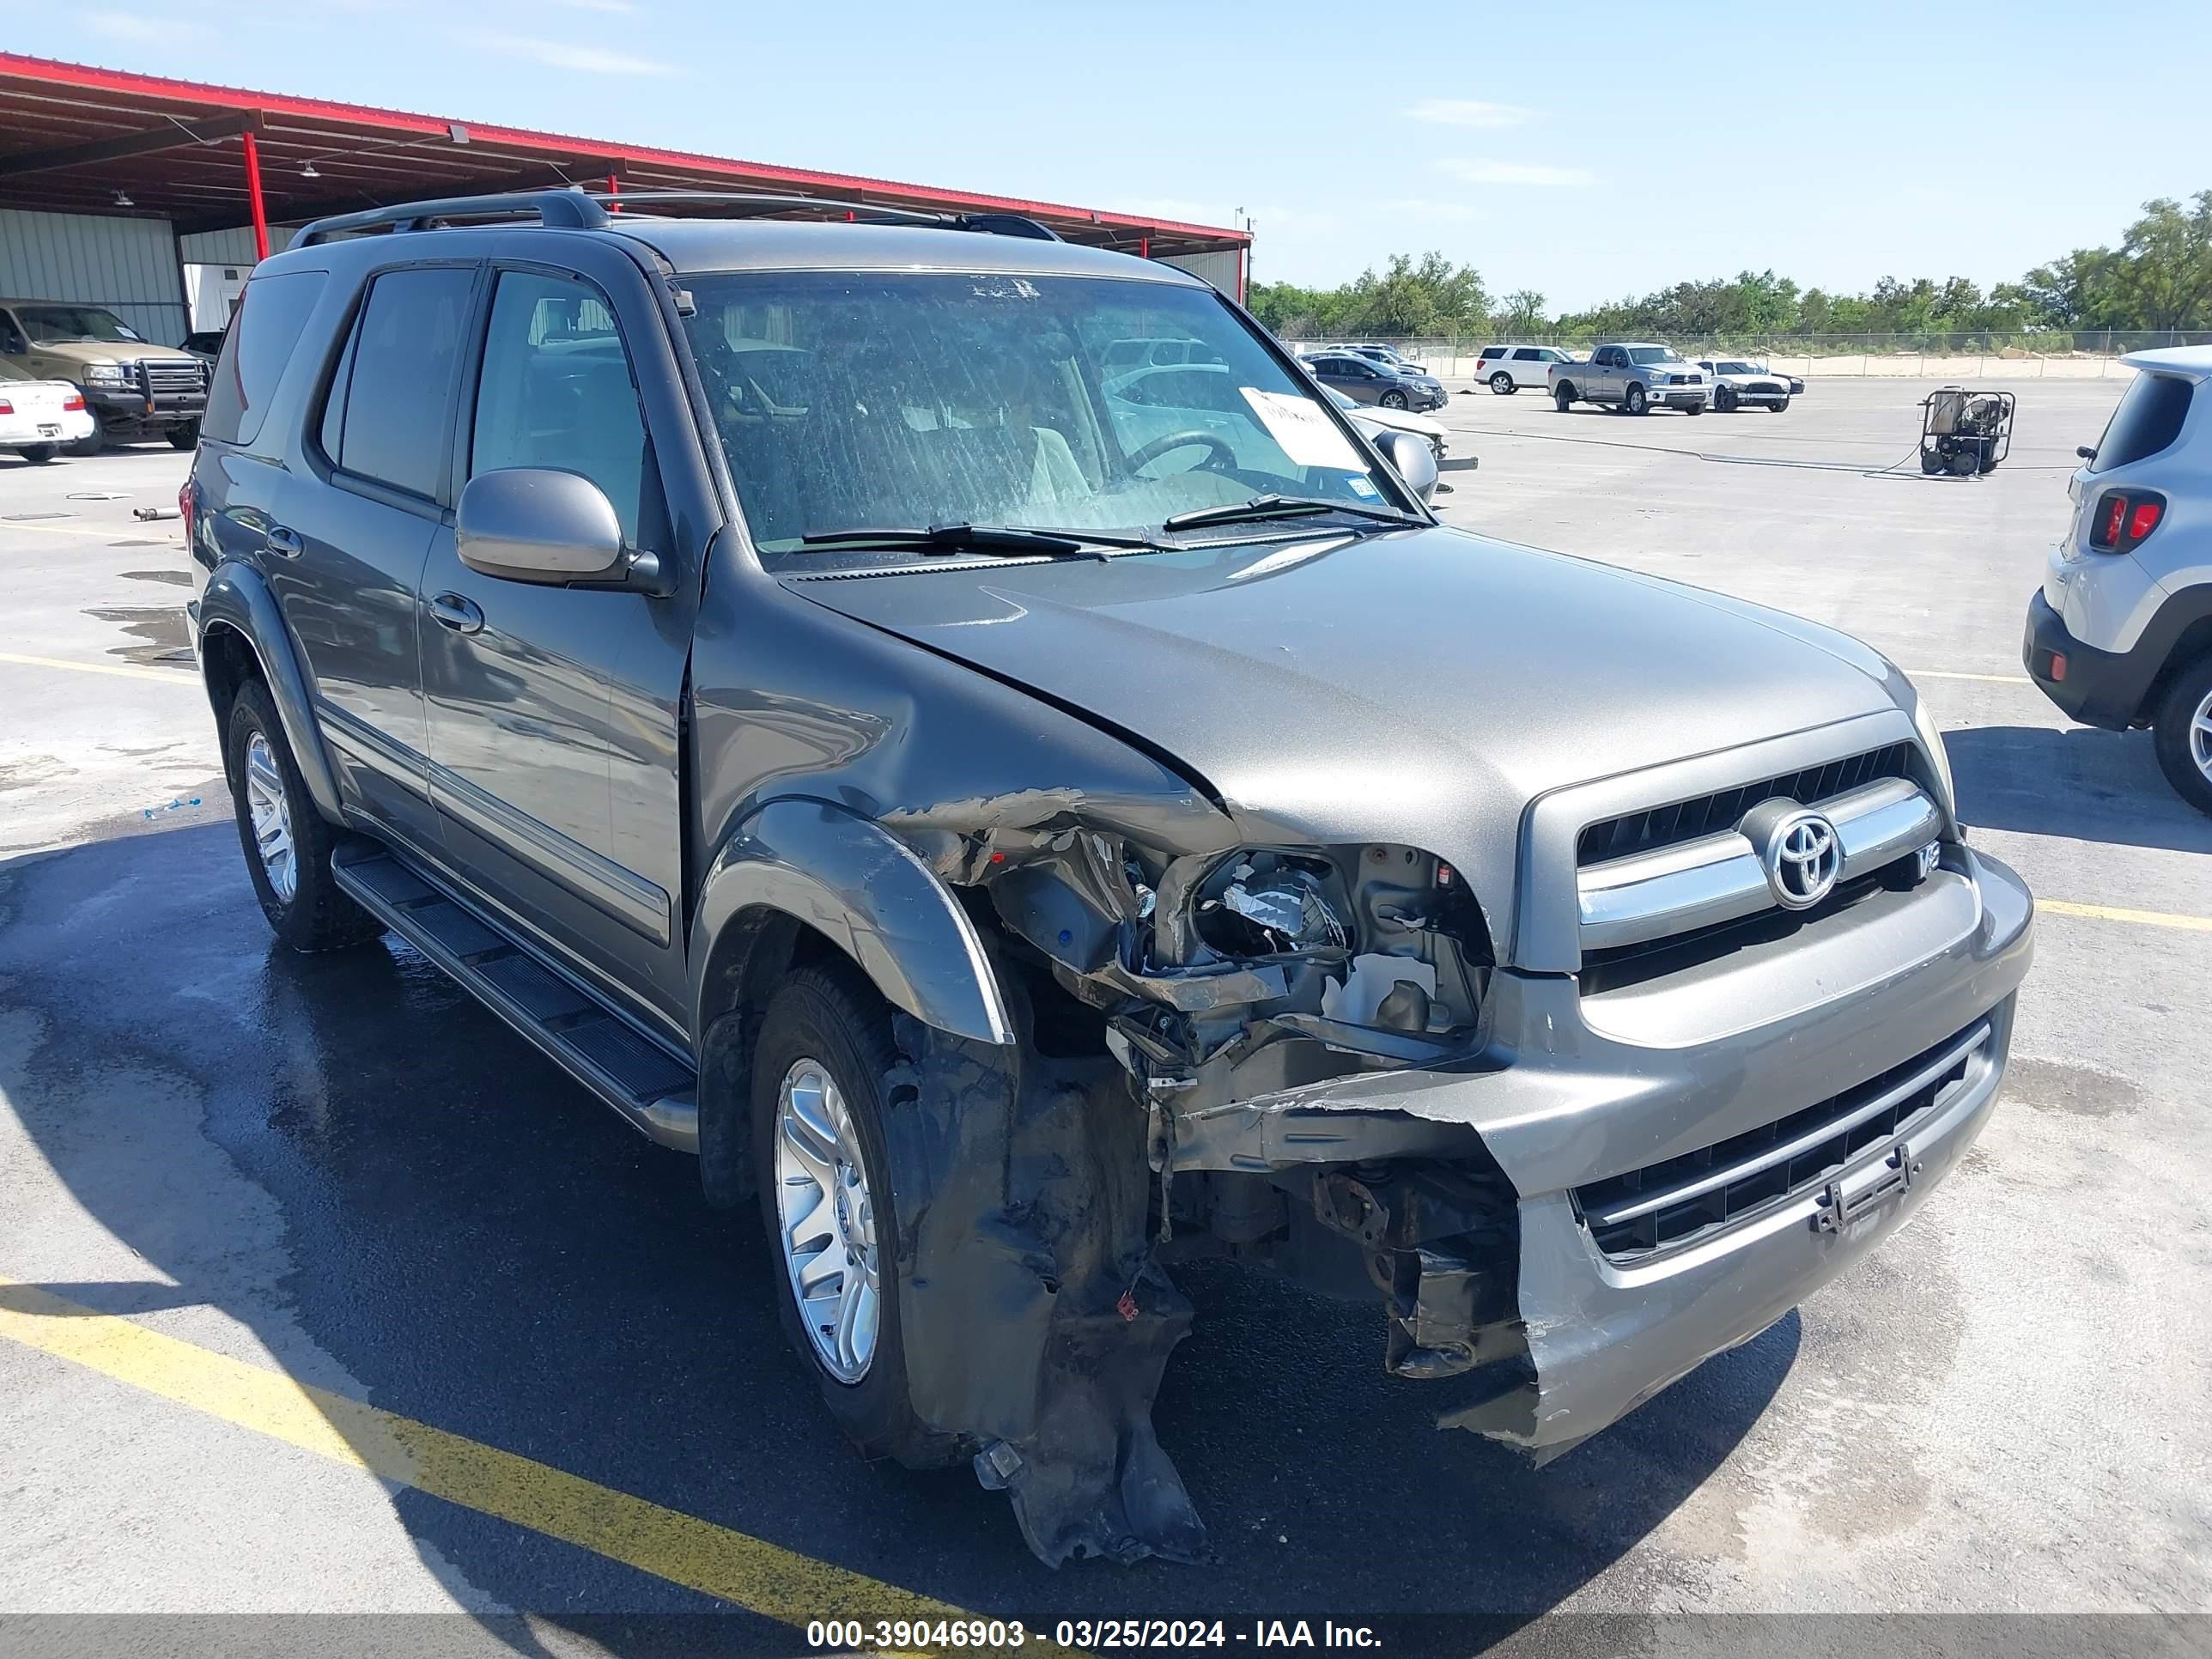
[774,1056,880,1382]
[244,732,297,904]
[2192,686,2212,784]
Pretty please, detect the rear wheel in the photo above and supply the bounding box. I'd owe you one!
[1490,371,1514,395]
[2151,657,2212,817]
[70,420,106,457]
[1625,383,1649,416]
[16,443,57,465]
[224,681,382,951]
[1920,449,1944,475]
[1553,383,1575,411]
[754,963,952,1466]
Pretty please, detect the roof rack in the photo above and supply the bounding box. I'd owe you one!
[294,186,1061,247]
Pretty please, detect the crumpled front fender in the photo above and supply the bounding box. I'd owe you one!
[690,798,1015,1046]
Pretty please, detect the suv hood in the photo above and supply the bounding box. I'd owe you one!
[787,525,1903,931]
[26,341,197,368]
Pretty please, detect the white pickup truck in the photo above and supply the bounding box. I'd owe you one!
[1548,343,1707,416]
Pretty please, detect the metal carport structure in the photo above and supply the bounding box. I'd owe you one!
[0,52,1249,346]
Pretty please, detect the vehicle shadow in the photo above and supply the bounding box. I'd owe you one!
[1948,723,2212,854]
[0,822,1794,1650]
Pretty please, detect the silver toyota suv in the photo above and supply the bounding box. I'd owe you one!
[185,188,2033,1570]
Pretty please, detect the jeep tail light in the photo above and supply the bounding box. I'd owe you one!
[2088,488,2166,553]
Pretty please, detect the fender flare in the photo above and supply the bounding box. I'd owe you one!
[197,560,343,823]
[690,798,1015,1046]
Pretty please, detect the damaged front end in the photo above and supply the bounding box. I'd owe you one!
[871,822,1528,1565]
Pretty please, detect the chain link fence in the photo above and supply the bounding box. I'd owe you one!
[1284,329,2212,381]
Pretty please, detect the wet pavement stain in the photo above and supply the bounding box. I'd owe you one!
[1999,1055,2145,1118]
[83,604,192,665]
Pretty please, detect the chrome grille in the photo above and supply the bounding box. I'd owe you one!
[1575,1018,1990,1261]
[1577,741,1915,866]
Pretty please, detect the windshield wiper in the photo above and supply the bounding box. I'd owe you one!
[1161,494,1424,533]
[798,522,1132,561]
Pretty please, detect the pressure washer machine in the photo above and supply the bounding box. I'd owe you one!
[1919,386,2015,476]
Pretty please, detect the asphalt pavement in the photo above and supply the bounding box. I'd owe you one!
[0,381,2206,1653]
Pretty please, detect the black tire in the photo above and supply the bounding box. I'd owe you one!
[1770,398,1790,415]
[1626,383,1649,416]
[1716,386,1738,413]
[1553,382,1575,411]
[167,422,200,450]
[2151,656,2212,817]
[70,420,106,457]
[1379,389,1409,410]
[752,963,951,1467]
[1945,447,1979,477]
[1683,400,1705,416]
[1920,450,1944,475]
[16,443,57,465]
[223,680,383,951]
[1490,371,1514,395]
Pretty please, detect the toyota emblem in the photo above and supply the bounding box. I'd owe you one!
[1762,810,1841,909]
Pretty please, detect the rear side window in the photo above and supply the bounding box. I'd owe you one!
[201,270,326,446]
[1480,346,1504,361]
[2088,371,2193,474]
[321,265,476,499]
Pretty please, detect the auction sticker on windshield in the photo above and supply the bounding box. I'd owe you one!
[1240,387,1365,471]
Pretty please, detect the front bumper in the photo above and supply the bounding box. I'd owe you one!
[2023,588,2147,728]
[1175,846,2034,1451]
[82,384,207,424]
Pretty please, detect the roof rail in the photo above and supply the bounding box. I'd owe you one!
[295,187,606,246]
[291,185,1062,247]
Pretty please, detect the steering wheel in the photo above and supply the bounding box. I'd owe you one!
[1127,430,1237,473]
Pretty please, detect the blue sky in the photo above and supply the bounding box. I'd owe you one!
[16,0,2212,307]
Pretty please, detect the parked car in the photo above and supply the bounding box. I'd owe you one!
[188,188,2030,1571]
[0,377,94,464]
[1475,343,1576,394]
[1304,350,1447,411]
[2025,345,2212,814]
[1322,384,1449,462]
[1694,358,1792,413]
[1752,360,1808,396]
[183,329,228,364]
[1340,342,1428,374]
[1549,343,1708,415]
[0,299,208,451]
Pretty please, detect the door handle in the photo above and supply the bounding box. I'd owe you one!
[428,592,485,635]
[264,525,303,558]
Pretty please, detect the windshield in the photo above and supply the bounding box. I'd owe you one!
[1715,361,1755,374]
[16,305,143,345]
[681,270,1405,566]
[1626,346,1684,366]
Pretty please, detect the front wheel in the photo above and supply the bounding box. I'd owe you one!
[1683,400,1705,416]
[2151,657,2212,817]
[1770,398,1790,415]
[1490,372,1514,395]
[1625,383,1649,416]
[15,443,57,465]
[167,422,200,450]
[1553,383,1575,411]
[1379,389,1409,410]
[1716,386,1738,413]
[224,681,383,951]
[754,963,953,1466]
[70,420,106,457]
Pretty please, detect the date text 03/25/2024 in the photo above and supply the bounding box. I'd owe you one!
[805,1620,1382,1650]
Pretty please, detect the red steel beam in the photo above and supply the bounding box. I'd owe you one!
[240,128,268,258]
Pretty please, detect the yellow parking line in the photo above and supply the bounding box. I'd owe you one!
[2041,898,2212,933]
[0,1278,978,1626]
[1905,669,2033,685]
[0,649,193,684]
[0,517,135,539]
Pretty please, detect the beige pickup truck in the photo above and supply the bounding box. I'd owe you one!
[0,299,209,452]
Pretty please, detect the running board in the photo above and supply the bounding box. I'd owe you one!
[331,841,699,1153]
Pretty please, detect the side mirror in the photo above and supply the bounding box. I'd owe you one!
[457,468,662,592]
[2075,445,2096,461]
[1371,429,1438,504]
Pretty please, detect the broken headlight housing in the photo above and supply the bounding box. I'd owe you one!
[1193,851,1352,958]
